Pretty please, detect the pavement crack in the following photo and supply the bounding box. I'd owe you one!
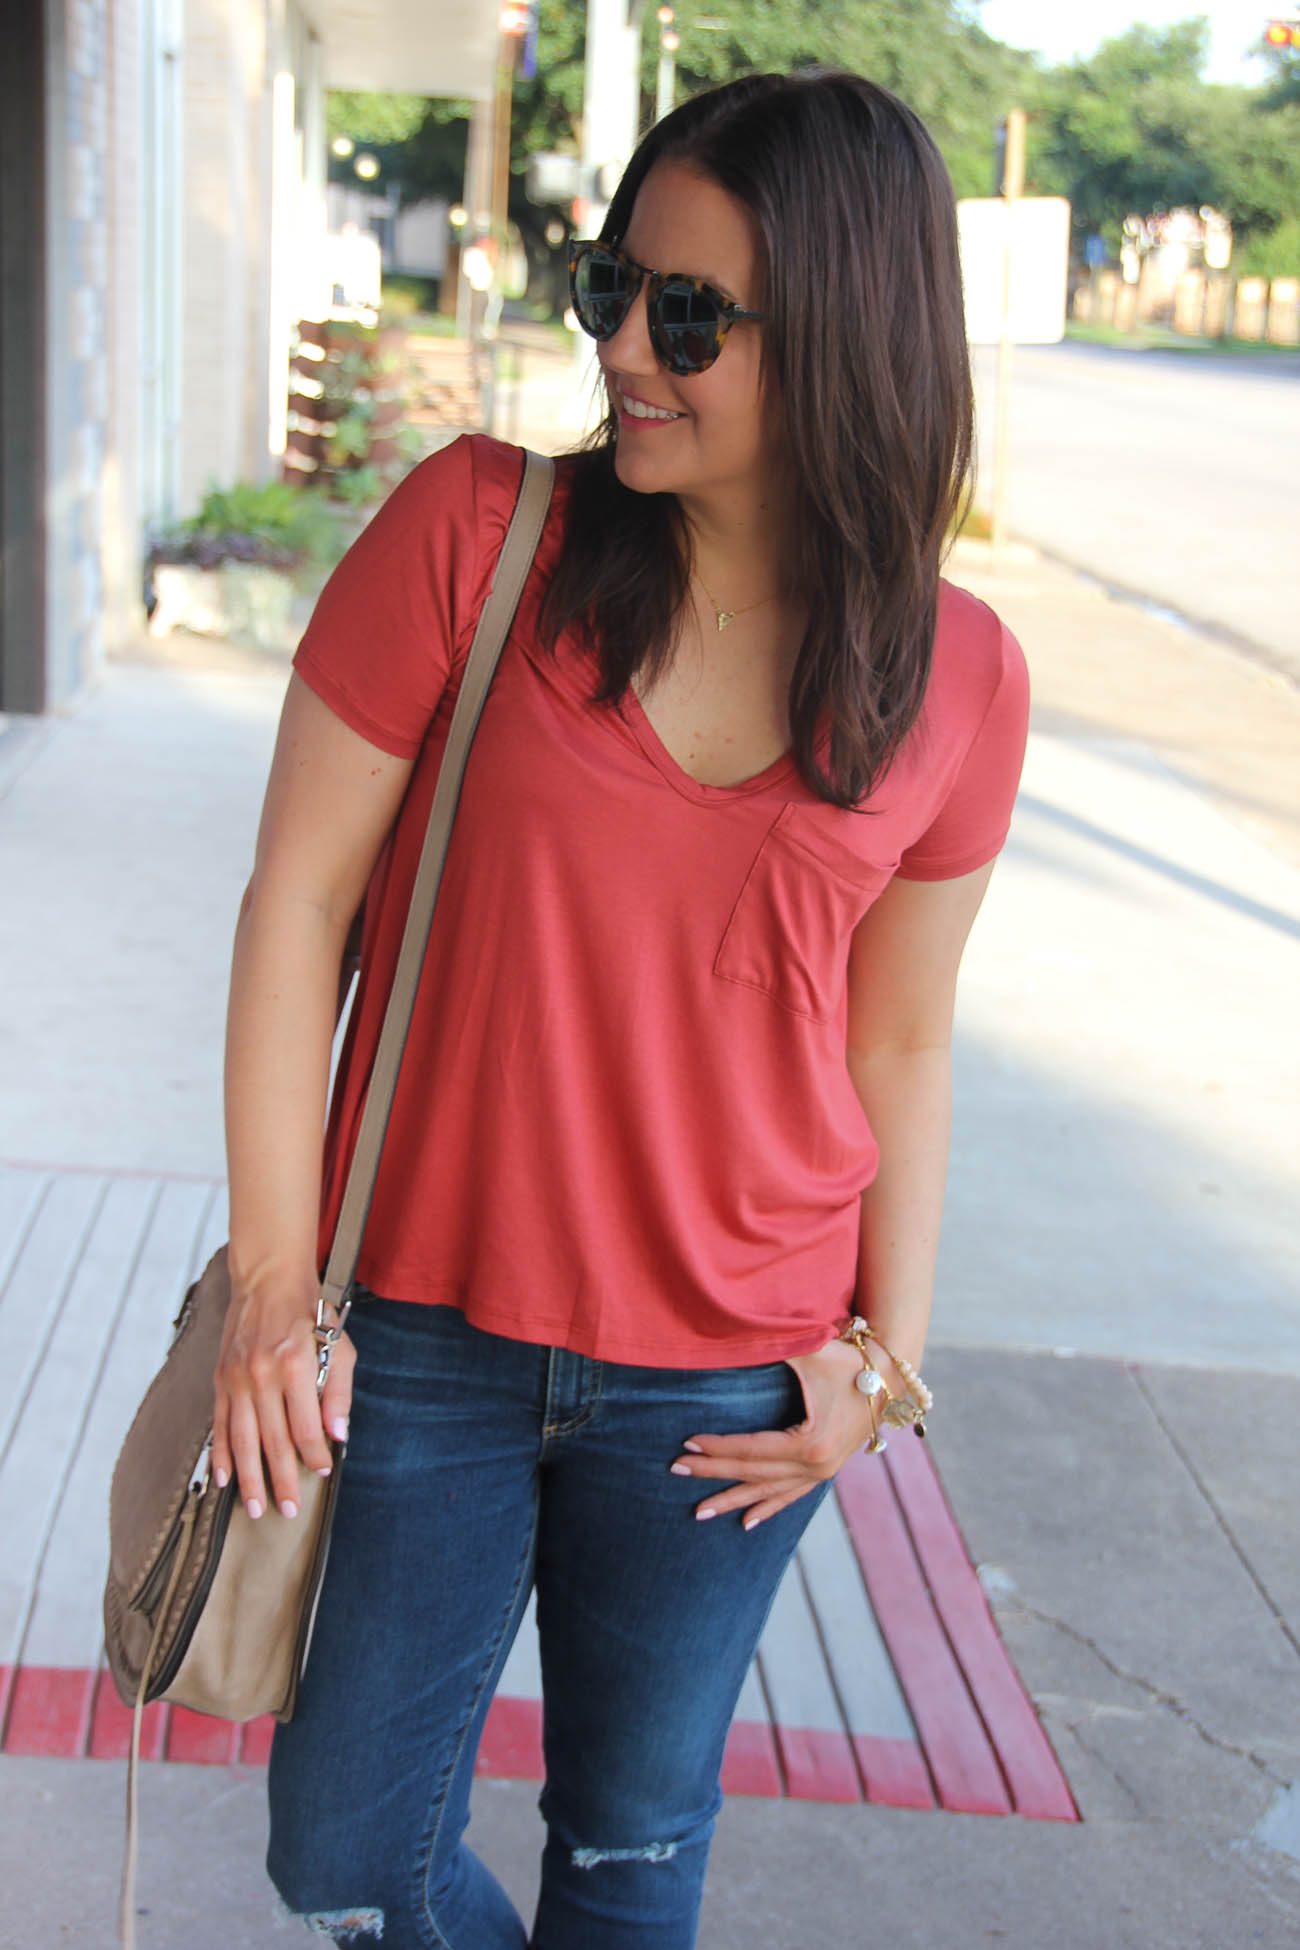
[1129,1364,1300,1669]
[1001,1595,1290,1788]
[1061,1714,1145,1814]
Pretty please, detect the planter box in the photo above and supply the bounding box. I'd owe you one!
[148,561,297,654]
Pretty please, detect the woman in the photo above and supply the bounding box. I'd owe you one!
[215,70,1028,1949]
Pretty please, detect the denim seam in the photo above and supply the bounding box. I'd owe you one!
[412,1500,539,1948]
[541,1354,604,1443]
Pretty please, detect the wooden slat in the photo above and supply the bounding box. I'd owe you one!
[755,1560,860,1803]
[0,1167,49,1297]
[0,1177,154,1664]
[835,1449,1012,1815]
[797,1494,918,1741]
[0,1171,105,1464]
[21,1181,212,1673]
[884,1435,1077,1821]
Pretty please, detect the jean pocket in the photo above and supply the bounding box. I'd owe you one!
[713,805,890,1022]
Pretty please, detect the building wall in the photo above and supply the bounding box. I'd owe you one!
[46,0,114,703]
[180,0,269,511]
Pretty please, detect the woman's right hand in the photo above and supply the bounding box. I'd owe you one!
[212,1273,356,1520]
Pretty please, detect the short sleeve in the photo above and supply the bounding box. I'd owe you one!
[292,434,522,759]
[895,620,1030,882]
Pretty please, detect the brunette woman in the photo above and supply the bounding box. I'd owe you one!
[216,69,1029,1949]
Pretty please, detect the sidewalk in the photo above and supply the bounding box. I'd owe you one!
[1,412,1299,1943]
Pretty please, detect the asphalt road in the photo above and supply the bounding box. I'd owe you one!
[971,340,1300,676]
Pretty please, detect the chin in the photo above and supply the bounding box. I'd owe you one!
[610,436,677,497]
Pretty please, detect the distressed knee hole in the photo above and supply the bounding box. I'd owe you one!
[279,1900,385,1940]
[571,1841,678,1870]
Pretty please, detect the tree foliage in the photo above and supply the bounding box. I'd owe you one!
[324,6,1300,279]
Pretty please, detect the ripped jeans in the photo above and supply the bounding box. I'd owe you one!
[267,1297,829,1948]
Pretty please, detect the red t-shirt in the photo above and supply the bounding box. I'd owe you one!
[295,435,1029,1368]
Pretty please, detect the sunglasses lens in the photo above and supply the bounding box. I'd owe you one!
[571,247,633,341]
[654,281,724,374]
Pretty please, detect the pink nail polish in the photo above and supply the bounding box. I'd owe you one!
[281,1500,298,1520]
[670,1463,692,1476]
[743,1515,760,1531]
[247,1499,263,1521]
[213,1466,229,1489]
[696,1507,717,1522]
[317,1465,333,1478]
[332,1418,349,1443]
[683,1441,703,1453]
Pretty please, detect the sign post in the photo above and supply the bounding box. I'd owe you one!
[991,109,1026,569]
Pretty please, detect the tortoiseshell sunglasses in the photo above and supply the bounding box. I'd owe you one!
[569,240,764,376]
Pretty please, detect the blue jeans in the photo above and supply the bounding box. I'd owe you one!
[267,1298,828,1949]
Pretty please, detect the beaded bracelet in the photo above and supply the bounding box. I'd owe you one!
[838,1316,932,1440]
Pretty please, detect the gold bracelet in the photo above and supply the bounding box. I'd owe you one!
[839,1317,932,1437]
[838,1316,889,1453]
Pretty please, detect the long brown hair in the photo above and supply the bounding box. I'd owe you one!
[540,70,974,808]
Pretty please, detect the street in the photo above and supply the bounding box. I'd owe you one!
[972,341,1300,675]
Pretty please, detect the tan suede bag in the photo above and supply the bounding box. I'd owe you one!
[103,450,555,1942]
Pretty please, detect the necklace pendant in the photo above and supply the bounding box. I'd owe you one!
[715,610,735,632]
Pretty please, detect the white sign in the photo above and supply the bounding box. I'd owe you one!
[958,197,1071,345]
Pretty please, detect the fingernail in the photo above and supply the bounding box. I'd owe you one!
[280,1500,298,1520]
[670,1463,692,1476]
[332,1418,349,1443]
[743,1515,761,1531]
[683,1441,703,1454]
[696,1506,717,1522]
[247,1499,264,1521]
[316,1464,333,1478]
[214,1466,229,1489]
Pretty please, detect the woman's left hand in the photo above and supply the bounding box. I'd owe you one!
[671,1337,883,1530]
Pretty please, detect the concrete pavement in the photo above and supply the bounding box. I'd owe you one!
[2,384,1300,1943]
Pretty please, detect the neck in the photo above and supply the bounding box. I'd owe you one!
[676,474,800,604]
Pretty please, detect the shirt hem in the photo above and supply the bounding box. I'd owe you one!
[349,1275,843,1370]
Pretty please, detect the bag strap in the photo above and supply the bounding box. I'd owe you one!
[319,448,555,1316]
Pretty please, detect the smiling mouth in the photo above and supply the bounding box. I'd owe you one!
[613,385,685,424]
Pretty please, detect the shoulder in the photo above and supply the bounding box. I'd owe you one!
[928,578,1029,730]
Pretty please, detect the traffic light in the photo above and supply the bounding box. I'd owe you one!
[1264,18,1300,48]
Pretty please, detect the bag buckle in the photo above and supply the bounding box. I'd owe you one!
[313,1294,352,1395]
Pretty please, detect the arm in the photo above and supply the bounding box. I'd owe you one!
[671,861,996,1528]
[844,861,997,1374]
[213,674,414,1520]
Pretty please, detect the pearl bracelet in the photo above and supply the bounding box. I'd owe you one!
[838,1316,932,1441]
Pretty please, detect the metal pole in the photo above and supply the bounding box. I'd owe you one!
[655,47,674,121]
[991,108,1025,570]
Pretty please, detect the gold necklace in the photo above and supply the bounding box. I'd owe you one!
[694,571,779,634]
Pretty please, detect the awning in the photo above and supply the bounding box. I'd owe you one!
[301,0,503,101]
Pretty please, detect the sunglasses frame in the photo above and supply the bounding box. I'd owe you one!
[569,240,764,376]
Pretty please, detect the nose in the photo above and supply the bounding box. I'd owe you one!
[599,279,660,377]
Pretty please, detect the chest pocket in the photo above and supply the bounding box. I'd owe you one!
[713,804,893,1023]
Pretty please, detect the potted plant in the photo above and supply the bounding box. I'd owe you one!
[146,480,344,652]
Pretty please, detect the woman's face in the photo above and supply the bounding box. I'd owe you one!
[595,162,785,510]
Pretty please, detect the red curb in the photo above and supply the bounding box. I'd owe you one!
[165,1706,239,1765]
[835,1449,1013,1816]
[884,1434,1078,1822]
[853,1734,935,1811]
[720,1719,783,1798]
[475,1695,544,1779]
[774,1724,861,1803]
[3,1664,96,1757]
[239,1716,277,1766]
[88,1669,168,1762]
